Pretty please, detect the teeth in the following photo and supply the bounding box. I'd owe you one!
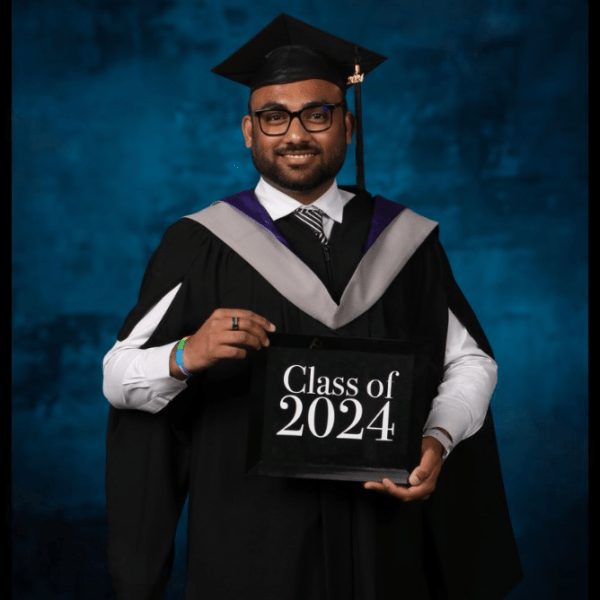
[284,154,314,158]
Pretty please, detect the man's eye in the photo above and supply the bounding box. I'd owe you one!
[263,112,287,123]
[305,108,329,121]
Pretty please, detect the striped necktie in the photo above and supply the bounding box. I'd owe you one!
[294,207,328,245]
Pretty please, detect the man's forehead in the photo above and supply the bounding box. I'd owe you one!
[250,79,345,108]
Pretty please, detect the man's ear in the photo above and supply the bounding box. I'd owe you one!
[242,115,253,148]
[344,110,356,145]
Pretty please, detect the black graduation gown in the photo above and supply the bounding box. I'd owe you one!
[105,189,522,600]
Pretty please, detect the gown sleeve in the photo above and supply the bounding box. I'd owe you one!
[423,238,523,598]
[118,218,210,341]
[105,217,208,598]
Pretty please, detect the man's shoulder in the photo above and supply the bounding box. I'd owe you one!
[184,189,259,224]
[344,187,437,224]
[368,191,431,219]
[355,190,438,252]
[151,205,234,259]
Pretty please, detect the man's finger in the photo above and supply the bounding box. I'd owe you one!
[226,319,274,348]
[219,329,267,350]
[214,308,276,333]
[363,478,431,502]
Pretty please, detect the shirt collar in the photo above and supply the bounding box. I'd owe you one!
[254,177,354,223]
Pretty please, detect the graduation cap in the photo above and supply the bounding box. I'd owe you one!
[211,13,387,192]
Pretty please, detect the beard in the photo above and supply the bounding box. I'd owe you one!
[250,137,347,193]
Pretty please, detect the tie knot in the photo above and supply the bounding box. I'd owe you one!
[296,207,326,218]
[294,207,328,245]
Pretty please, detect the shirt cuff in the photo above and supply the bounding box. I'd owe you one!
[423,404,469,449]
[122,344,188,413]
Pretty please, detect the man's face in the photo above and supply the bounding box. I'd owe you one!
[242,79,355,203]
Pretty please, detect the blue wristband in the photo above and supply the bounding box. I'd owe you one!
[175,337,192,378]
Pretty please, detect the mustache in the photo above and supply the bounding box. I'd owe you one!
[275,143,321,156]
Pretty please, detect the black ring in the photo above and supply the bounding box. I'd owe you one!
[232,316,239,331]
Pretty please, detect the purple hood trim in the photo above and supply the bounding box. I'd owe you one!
[220,190,291,248]
[219,189,406,253]
[367,195,406,252]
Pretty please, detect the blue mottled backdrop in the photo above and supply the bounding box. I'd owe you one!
[11,1,588,598]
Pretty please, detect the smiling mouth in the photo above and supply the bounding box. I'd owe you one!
[277,144,320,159]
[281,153,317,158]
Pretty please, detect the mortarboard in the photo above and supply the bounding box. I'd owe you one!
[211,13,387,191]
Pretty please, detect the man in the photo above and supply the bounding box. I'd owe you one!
[103,14,522,600]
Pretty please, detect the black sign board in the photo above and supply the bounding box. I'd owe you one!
[247,333,420,484]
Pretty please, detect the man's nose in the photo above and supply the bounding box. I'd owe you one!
[284,114,311,142]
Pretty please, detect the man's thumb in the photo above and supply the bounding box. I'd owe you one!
[408,469,425,486]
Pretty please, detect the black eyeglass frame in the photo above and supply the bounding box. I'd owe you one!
[251,102,347,136]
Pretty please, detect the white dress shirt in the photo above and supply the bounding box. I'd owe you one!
[103,178,497,452]
[254,176,354,239]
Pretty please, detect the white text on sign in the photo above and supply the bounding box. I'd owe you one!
[276,366,401,441]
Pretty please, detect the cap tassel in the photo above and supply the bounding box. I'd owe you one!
[348,54,366,191]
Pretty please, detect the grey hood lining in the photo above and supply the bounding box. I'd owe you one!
[186,202,437,330]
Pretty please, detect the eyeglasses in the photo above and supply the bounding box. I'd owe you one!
[251,103,346,136]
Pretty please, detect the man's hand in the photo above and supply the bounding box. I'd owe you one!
[170,308,276,379]
[363,435,445,501]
